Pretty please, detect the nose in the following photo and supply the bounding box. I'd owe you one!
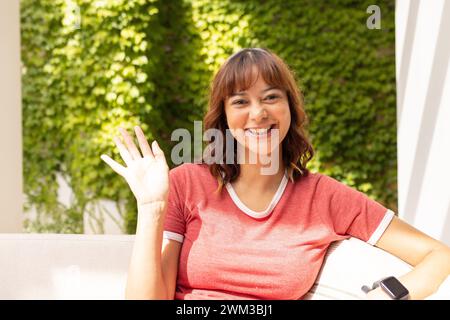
[249,101,268,122]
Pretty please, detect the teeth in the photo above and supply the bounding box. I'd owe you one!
[247,126,272,135]
[249,128,269,134]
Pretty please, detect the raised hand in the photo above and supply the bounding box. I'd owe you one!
[101,126,169,207]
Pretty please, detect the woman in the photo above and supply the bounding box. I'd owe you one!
[101,48,450,300]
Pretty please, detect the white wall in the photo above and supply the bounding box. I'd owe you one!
[396,0,450,245]
[0,0,121,234]
[54,174,124,234]
[0,0,23,232]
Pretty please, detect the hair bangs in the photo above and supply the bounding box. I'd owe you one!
[222,49,287,98]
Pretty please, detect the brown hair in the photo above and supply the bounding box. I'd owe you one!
[203,47,314,191]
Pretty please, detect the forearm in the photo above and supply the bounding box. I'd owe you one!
[368,245,450,300]
[400,245,450,299]
[125,201,169,300]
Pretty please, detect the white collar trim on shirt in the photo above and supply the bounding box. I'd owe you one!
[225,170,289,219]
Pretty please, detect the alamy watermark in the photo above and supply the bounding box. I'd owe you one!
[366,5,381,29]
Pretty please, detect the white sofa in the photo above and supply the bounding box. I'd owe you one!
[0,234,448,300]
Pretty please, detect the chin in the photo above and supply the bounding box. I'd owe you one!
[246,145,278,156]
[230,127,284,163]
[244,130,282,155]
[239,138,281,164]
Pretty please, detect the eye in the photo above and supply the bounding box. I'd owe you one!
[265,94,280,101]
[232,99,247,106]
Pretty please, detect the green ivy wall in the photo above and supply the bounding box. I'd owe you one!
[21,0,397,233]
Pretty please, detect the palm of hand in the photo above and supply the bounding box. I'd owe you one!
[125,156,169,204]
[101,126,169,206]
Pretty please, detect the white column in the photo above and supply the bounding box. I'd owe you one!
[396,0,450,245]
[0,0,23,232]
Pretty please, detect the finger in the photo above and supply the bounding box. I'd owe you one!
[113,136,133,166]
[100,154,126,176]
[151,140,166,162]
[119,127,141,160]
[134,126,153,158]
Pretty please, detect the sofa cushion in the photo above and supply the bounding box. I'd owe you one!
[0,234,448,299]
[305,237,450,299]
[303,237,412,299]
[0,234,132,299]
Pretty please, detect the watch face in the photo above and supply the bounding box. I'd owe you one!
[381,277,409,299]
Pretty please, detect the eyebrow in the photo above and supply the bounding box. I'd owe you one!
[230,86,279,98]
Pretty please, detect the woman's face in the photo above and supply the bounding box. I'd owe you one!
[224,68,291,160]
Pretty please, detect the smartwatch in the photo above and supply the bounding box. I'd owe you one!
[361,276,410,300]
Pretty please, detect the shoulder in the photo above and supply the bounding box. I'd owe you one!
[307,173,369,206]
[169,162,210,175]
[292,171,332,188]
[316,173,344,189]
[292,171,353,196]
[168,163,219,201]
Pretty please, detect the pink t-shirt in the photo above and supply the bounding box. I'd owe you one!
[163,163,394,300]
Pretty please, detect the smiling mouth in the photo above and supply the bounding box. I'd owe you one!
[244,124,276,137]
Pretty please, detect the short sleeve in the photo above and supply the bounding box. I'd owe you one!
[317,174,395,245]
[163,167,186,243]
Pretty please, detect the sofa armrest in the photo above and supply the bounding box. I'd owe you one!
[305,237,450,300]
